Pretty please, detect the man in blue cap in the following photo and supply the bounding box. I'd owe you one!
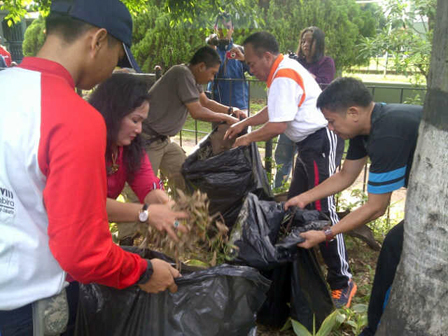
[207,12,250,112]
[0,1,181,334]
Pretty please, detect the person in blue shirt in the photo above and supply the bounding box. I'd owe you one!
[206,12,250,111]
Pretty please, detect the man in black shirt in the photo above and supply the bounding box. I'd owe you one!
[285,77,422,335]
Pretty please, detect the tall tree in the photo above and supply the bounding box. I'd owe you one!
[358,0,436,84]
[376,0,448,334]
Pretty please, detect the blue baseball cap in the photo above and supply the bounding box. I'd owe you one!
[50,0,141,72]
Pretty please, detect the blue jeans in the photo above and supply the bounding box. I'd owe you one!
[0,303,33,336]
[274,134,297,188]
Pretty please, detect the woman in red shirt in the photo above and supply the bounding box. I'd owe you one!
[88,73,187,244]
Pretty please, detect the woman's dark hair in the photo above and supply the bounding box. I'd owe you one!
[88,73,151,178]
[297,26,325,64]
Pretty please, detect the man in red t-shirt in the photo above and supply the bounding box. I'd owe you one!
[0,43,12,67]
[0,0,180,334]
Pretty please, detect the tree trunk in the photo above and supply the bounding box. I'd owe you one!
[376,0,448,335]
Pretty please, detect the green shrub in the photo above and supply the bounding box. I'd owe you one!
[22,16,46,57]
[263,0,382,71]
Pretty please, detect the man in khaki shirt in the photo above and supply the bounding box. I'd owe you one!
[142,46,244,191]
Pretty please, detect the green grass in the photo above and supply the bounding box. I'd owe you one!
[343,70,426,86]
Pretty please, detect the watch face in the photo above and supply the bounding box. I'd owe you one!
[139,210,148,222]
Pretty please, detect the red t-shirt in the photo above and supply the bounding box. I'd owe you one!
[107,146,163,202]
[0,46,12,67]
[27,57,147,288]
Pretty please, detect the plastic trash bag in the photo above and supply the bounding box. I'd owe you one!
[228,193,329,269]
[182,124,273,229]
[75,248,270,336]
[227,193,334,331]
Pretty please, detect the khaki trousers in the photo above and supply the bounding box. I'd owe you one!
[116,184,147,240]
[145,137,187,193]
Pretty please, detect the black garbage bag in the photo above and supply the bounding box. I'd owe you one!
[228,193,329,269]
[75,248,271,336]
[290,248,335,331]
[182,125,273,229]
[227,193,334,331]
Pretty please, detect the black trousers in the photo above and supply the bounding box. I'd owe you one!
[288,127,351,290]
[361,220,404,335]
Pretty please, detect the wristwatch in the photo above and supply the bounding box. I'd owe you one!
[324,226,335,242]
[138,204,149,223]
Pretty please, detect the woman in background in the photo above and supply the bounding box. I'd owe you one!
[274,26,337,189]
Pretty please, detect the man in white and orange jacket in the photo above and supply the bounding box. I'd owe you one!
[224,31,356,308]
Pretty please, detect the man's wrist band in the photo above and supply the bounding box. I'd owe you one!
[324,226,335,242]
[227,107,233,115]
[137,259,154,284]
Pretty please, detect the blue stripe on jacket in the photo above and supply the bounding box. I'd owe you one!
[368,178,405,194]
[369,166,406,183]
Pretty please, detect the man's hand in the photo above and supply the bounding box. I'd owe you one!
[138,259,180,294]
[232,109,247,119]
[233,135,251,148]
[223,114,240,125]
[297,230,326,249]
[224,120,246,140]
[284,193,311,210]
[230,47,244,61]
[147,201,189,242]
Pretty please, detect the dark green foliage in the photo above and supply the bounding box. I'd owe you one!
[1,0,147,24]
[131,5,206,73]
[17,0,382,73]
[131,0,260,72]
[262,0,381,71]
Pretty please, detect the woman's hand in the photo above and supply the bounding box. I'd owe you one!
[144,189,170,205]
[147,201,189,242]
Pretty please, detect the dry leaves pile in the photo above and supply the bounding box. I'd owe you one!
[142,190,231,270]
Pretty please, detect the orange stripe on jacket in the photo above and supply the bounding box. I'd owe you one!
[274,69,307,107]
